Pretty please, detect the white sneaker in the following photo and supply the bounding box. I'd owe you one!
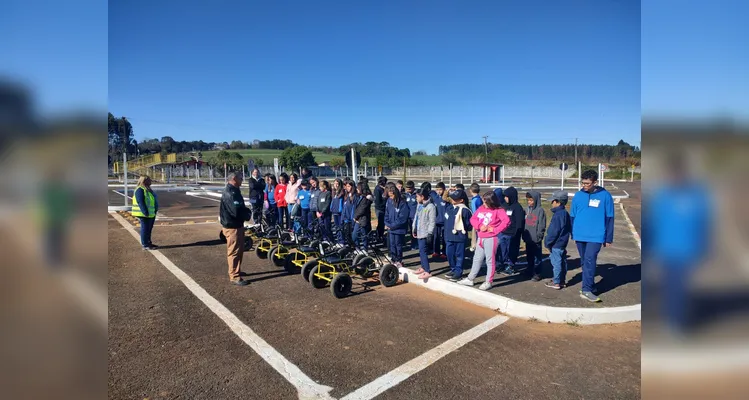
[457,278,474,286]
[479,281,493,291]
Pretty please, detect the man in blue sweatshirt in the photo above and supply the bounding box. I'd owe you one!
[571,170,614,302]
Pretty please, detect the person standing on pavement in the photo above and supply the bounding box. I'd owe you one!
[284,173,302,231]
[412,188,436,279]
[444,189,473,281]
[384,184,410,268]
[316,180,333,241]
[458,191,510,290]
[308,176,321,229]
[498,186,525,275]
[544,191,571,290]
[221,173,252,286]
[523,190,546,281]
[373,176,388,242]
[131,175,159,250]
[274,173,288,229]
[571,169,615,302]
[404,181,418,250]
[247,168,265,225]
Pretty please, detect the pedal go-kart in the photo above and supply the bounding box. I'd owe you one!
[281,220,337,275]
[307,230,400,298]
[254,223,292,260]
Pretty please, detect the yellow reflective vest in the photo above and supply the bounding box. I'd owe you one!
[131,186,156,218]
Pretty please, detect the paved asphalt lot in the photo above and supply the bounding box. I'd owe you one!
[108,190,641,400]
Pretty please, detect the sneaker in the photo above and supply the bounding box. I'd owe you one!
[544,281,562,290]
[418,272,431,279]
[439,254,448,260]
[531,274,541,282]
[500,267,517,276]
[479,281,493,291]
[430,253,439,258]
[445,273,462,282]
[414,268,425,274]
[231,279,250,286]
[457,278,474,286]
[469,247,475,252]
[580,291,601,302]
[147,243,159,249]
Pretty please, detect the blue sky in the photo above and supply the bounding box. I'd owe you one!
[108,1,641,153]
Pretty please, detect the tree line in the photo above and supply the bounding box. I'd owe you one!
[438,140,640,164]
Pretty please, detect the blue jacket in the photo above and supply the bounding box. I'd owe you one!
[330,194,344,215]
[404,190,418,219]
[265,184,276,205]
[545,205,571,249]
[570,186,614,244]
[470,195,483,213]
[430,191,447,225]
[298,189,311,209]
[444,204,473,242]
[385,198,410,234]
[342,194,357,223]
[309,187,321,212]
[493,188,505,205]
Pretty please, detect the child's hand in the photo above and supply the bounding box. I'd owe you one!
[487,226,494,232]
[480,225,487,232]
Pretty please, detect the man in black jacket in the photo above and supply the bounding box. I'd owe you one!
[221,173,252,286]
[247,168,265,225]
[373,176,388,241]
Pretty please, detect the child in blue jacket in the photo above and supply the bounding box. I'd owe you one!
[330,178,346,244]
[544,191,571,290]
[385,184,410,267]
[297,180,311,232]
[444,189,473,281]
[404,181,418,250]
[430,182,448,259]
[342,180,357,245]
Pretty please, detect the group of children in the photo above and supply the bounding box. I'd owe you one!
[255,173,596,299]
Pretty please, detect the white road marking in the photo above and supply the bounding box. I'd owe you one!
[339,315,509,400]
[110,212,334,400]
[619,203,641,249]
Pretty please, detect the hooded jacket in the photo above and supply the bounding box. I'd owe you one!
[412,199,436,239]
[373,185,387,212]
[470,205,511,239]
[342,193,357,223]
[545,204,571,249]
[330,192,345,215]
[284,179,302,205]
[353,194,373,227]
[274,183,287,208]
[500,187,525,237]
[404,190,418,220]
[309,185,321,212]
[570,186,614,244]
[430,190,447,225]
[247,177,265,205]
[523,190,546,243]
[385,197,410,234]
[444,203,473,242]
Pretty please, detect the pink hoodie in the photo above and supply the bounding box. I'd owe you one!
[284,178,302,205]
[470,205,510,239]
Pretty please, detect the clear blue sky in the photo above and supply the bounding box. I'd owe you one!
[108,0,641,153]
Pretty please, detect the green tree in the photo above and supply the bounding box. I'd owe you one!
[330,157,346,171]
[280,146,316,172]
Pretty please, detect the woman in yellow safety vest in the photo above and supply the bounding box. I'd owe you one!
[131,175,159,250]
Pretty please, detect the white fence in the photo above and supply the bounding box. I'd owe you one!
[391,165,577,179]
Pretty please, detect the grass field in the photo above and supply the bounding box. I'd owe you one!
[198,149,443,166]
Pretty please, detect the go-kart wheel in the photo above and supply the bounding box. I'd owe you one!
[283,253,299,275]
[354,256,375,279]
[268,246,285,267]
[244,236,253,251]
[330,273,352,299]
[301,259,318,282]
[219,230,227,243]
[379,264,399,287]
[310,265,333,289]
[256,245,268,259]
[280,232,292,242]
[352,253,365,267]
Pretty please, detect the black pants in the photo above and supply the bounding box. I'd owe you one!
[376,210,385,239]
[251,203,263,225]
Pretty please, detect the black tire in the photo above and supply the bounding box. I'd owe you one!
[352,253,365,267]
[379,264,399,287]
[244,236,253,251]
[256,245,268,259]
[269,246,286,267]
[330,273,352,299]
[219,230,227,243]
[280,232,292,242]
[310,264,332,289]
[354,256,376,279]
[301,259,318,282]
[283,252,299,275]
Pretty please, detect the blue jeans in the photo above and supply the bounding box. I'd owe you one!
[389,232,405,263]
[137,217,155,248]
[550,247,568,284]
[287,204,296,230]
[663,261,694,332]
[576,241,602,293]
[418,238,431,273]
[433,224,445,255]
[352,223,368,250]
[497,233,512,270]
[446,240,466,277]
[525,240,543,276]
[277,205,287,228]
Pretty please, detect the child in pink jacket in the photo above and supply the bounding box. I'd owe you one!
[458,191,511,290]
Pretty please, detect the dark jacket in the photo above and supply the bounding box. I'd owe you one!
[385,198,410,234]
[404,190,418,219]
[342,193,357,223]
[247,177,265,205]
[444,204,473,242]
[330,193,345,215]
[316,190,332,215]
[500,187,525,237]
[354,195,373,227]
[523,190,546,243]
[373,185,387,212]
[220,184,251,228]
[430,190,447,225]
[545,205,571,249]
[309,187,322,212]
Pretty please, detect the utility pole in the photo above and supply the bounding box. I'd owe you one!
[574,137,578,168]
[482,136,489,162]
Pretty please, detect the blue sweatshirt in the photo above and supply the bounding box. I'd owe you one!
[385,198,410,234]
[309,187,321,212]
[470,194,483,213]
[430,191,447,225]
[545,205,571,249]
[298,189,311,209]
[266,184,276,205]
[404,190,418,219]
[570,186,615,244]
[330,194,344,215]
[444,204,473,242]
[342,194,357,223]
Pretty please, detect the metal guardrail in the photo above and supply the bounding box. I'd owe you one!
[112,153,177,174]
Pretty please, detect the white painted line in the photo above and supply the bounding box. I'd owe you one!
[619,203,641,249]
[340,315,509,400]
[398,267,640,324]
[110,212,335,400]
[185,192,222,203]
[111,189,131,199]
